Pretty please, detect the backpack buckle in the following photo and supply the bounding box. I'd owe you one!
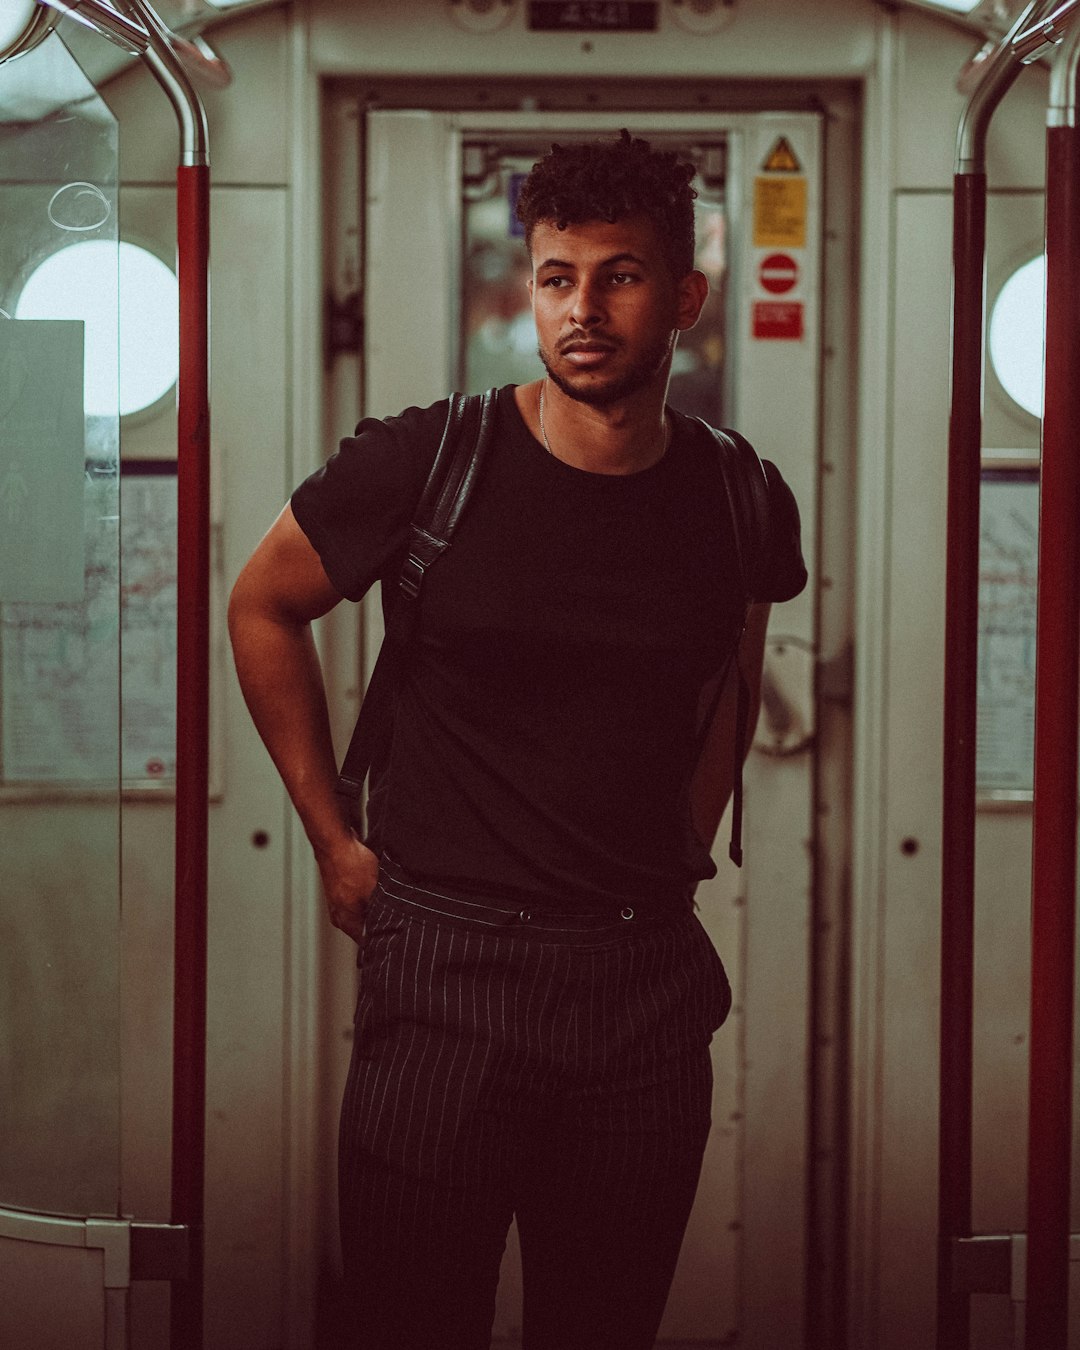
[399,553,426,600]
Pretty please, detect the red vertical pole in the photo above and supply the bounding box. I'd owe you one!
[936,169,986,1350]
[1025,117,1080,1350]
[935,16,1047,1339]
[171,160,210,1350]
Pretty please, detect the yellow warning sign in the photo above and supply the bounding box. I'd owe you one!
[753,177,807,248]
[762,136,801,173]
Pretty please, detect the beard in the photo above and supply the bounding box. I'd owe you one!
[537,330,676,407]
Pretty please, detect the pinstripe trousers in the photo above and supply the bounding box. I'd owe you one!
[338,854,732,1350]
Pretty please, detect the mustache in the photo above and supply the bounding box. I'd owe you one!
[557,333,619,354]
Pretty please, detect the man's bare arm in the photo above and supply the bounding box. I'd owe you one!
[227,504,375,940]
[688,602,771,851]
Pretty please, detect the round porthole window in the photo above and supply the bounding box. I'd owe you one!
[15,239,179,418]
[988,254,1045,420]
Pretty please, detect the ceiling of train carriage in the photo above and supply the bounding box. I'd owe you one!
[0,0,1046,84]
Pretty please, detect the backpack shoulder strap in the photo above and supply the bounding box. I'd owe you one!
[400,389,499,596]
[690,420,773,867]
[336,389,497,800]
[695,421,771,602]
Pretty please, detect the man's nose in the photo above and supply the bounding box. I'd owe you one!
[569,278,605,328]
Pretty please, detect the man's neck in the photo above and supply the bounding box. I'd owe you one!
[516,378,671,476]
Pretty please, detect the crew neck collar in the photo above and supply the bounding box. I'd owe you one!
[502,384,678,482]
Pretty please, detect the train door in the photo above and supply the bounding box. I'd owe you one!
[338,106,822,1346]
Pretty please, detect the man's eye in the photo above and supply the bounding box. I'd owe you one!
[611,272,639,285]
[542,276,569,288]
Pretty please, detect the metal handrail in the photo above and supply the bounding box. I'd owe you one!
[1014,0,1080,63]
[937,4,1059,1347]
[956,0,1048,170]
[118,4,212,1346]
[118,0,208,164]
[38,0,149,52]
[1024,20,1080,1347]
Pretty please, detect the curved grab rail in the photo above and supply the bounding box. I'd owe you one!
[38,0,148,51]
[937,5,1058,1347]
[1014,0,1080,64]
[117,0,208,165]
[956,0,1047,171]
[111,3,212,1344]
[1024,20,1080,1349]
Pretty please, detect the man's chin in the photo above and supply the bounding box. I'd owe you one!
[544,365,642,408]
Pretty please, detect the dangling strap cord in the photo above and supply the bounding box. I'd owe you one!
[729,661,751,867]
[690,622,751,869]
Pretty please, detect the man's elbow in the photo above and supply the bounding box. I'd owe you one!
[227,563,287,654]
[227,565,257,647]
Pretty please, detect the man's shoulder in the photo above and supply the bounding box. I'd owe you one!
[668,411,806,603]
[669,410,758,462]
[354,394,454,451]
[359,385,516,459]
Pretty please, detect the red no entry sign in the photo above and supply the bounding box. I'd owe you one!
[758,252,799,295]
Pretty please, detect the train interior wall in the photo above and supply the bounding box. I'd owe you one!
[2,0,1077,1346]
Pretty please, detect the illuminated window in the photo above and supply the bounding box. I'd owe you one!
[15,239,179,418]
[988,255,1045,420]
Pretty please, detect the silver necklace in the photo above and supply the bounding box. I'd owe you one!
[537,379,555,456]
[537,379,670,465]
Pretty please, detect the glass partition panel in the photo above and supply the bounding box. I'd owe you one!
[0,33,121,1218]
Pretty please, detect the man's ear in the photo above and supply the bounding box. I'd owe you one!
[676,269,710,331]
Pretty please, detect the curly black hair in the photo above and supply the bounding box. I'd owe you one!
[515,130,698,278]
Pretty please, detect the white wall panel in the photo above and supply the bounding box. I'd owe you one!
[102,10,292,186]
[116,186,295,1350]
[364,111,457,418]
[971,812,1031,1238]
[881,187,952,1350]
[895,11,1049,192]
[879,189,1046,1350]
[196,183,293,1350]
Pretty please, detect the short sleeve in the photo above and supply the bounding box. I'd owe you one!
[758,459,808,603]
[290,399,450,602]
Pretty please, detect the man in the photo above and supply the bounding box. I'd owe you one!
[229,131,806,1350]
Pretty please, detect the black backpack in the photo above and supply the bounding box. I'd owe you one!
[335,389,770,867]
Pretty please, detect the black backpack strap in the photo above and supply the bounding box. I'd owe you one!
[335,389,497,801]
[698,423,770,601]
[693,422,772,867]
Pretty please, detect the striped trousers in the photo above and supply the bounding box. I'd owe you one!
[338,855,732,1350]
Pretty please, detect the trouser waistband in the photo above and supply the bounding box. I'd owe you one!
[377,853,686,940]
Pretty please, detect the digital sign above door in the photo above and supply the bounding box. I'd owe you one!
[527,2,658,32]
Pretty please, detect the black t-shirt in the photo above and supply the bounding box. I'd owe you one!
[292,385,806,911]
